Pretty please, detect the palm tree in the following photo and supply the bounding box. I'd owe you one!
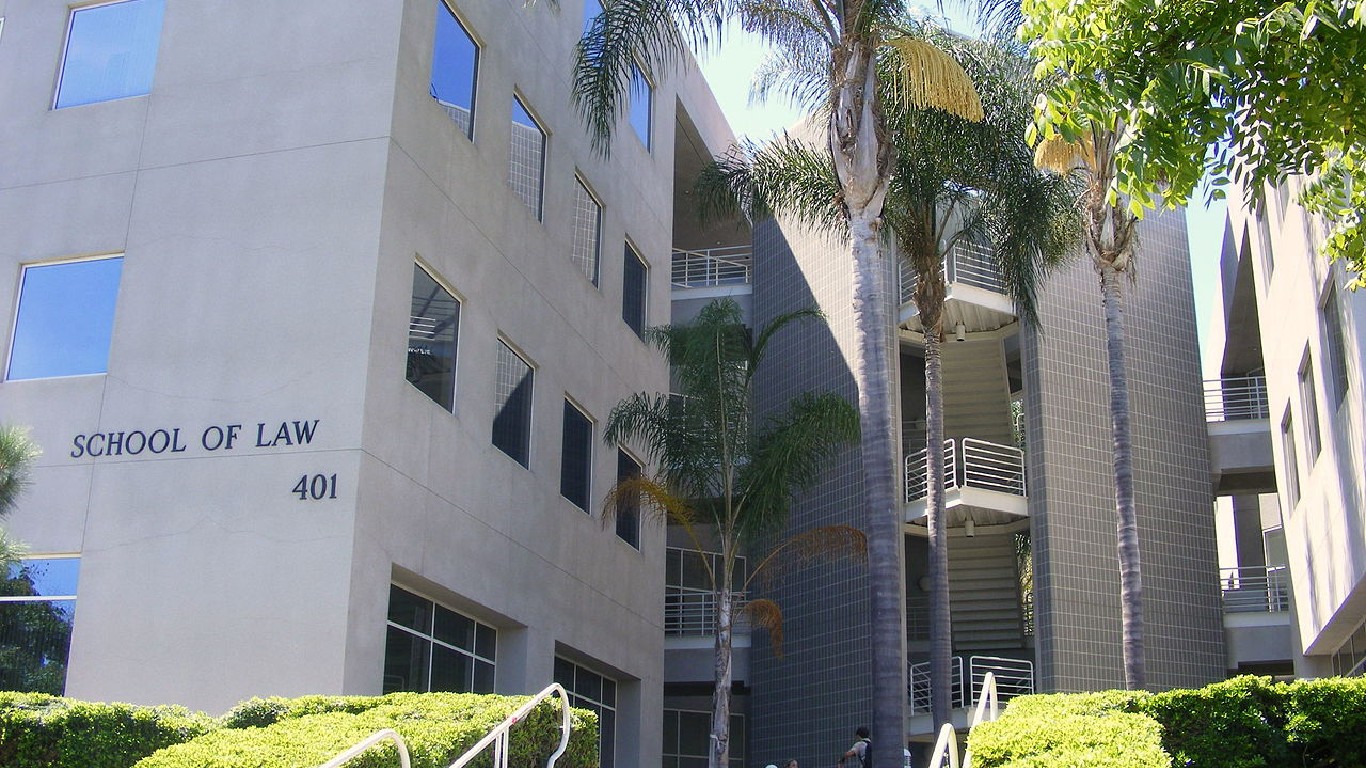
[1033,126,1145,689]
[0,425,41,519]
[698,24,1079,724]
[602,298,863,768]
[575,4,984,758]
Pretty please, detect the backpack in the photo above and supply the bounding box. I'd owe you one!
[859,738,872,768]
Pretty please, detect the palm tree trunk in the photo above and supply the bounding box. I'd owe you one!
[832,32,901,767]
[711,587,734,768]
[1100,263,1145,690]
[923,321,952,725]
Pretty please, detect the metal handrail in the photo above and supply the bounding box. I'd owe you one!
[1204,376,1270,422]
[909,656,1032,716]
[899,241,1005,305]
[671,246,752,288]
[320,684,572,768]
[1220,565,1290,613]
[905,438,1025,503]
[926,671,1002,768]
[319,729,411,768]
[664,589,750,636]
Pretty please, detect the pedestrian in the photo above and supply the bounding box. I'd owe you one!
[838,726,871,767]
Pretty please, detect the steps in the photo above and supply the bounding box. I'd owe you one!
[948,534,1024,651]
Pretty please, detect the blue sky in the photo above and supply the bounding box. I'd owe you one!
[695,22,1228,377]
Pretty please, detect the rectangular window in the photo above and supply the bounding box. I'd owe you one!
[1322,285,1351,409]
[664,709,746,768]
[384,585,495,694]
[622,243,647,338]
[1280,408,1301,510]
[492,341,534,467]
[510,95,547,220]
[561,400,593,511]
[1255,192,1275,281]
[7,256,123,380]
[629,63,653,150]
[0,556,80,695]
[555,657,617,768]
[54,0,165,109]
[616,449,641,548]
[430,0,479,138]
[1299,353,1322,459]
[572,177,603,285]
[582,0,603,35]
[407,263,460,410]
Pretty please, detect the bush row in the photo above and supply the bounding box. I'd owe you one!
[969,676,1366,768]
[0,690,597,768]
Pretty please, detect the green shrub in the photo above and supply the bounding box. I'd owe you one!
[1283,676,1366,767]
[0,692,215,768]
[1136,676,1290,768]
[970,709,1168,768]
[136,692,599,768]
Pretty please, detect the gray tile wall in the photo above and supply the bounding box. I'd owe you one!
[1023,206,1225,691]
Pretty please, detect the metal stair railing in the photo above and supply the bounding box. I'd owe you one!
[927,671,1000,768]
[906,438,1025,503]
[318,683,573,768]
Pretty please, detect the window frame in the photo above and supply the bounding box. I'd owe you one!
[560,398,594,511]
[1297,350,1322,460]
[407,260,462,411]
[621,240,648,339]
[615,448,642,548]
[1280,406,1301,510]
[509,93,548,221]
[52,0,165,110]
[491,338,535,467]
[0,553,81,695]
[6,254,124,381]
[1321,283,1352,410]
[429,0,481,140]
[383,584,497,695]
[628,61,653,151]
[555,656,618,768]
[571,175,604,287]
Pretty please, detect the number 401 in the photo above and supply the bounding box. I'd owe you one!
[293,473,338,500]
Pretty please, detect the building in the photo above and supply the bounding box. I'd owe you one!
[0,0,740,764]
[1215,177,1366,679]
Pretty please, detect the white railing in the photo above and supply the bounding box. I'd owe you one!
[665,589,749,636]
[671,246,752,288]
[319,684,572,768]
[909,656,1032,717]
[899,240,1005,305]
[1220,565,1290,613]
[905,439,1025,504]
[1204,376,1270,422]
[926,670,1002,768]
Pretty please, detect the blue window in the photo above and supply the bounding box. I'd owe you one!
[7,257,123,381]
[509,96,547,220]
[0,556,80,695]
[582,0,603,35]
[430,0,479,138]
[629,63,652,150]
[54,0,165,109]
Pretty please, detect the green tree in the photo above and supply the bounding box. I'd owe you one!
[0,425,41,518]
[0,426,62,694]
[603,298,862,768]
[1019,0,1365,278]
[574,1,985,757]
[698,24,1078,722]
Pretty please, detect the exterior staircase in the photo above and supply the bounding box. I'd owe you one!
[948,534,1024,651]
[941,340,1013,446]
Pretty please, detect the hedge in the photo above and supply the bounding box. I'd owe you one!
[968,676,1366,768]
[136,692,599,768]
[0,691,215,768]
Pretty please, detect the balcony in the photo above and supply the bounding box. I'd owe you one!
[1205,376,1274,494]
[1221,565,1293,670]
[907,655,1033,716]
[671,246,752,289]
[664,589,750,636]
[898,241,1015,333]
[904,438,1027,527]
[1221,565,1289,613]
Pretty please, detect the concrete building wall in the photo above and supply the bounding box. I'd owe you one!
[0,2,734,761]
[1225,177,1366,671]
[1023,205,1225,691]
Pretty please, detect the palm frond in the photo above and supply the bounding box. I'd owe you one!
[573,0,723,155]
[599,474,694,528]
[0,425,41,517]
[748,524,869,588]
[743,598,784,655]
[748,307,824,371]
[882,36,984,122]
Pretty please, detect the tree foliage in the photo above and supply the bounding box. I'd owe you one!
[1021,0,1366,279]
